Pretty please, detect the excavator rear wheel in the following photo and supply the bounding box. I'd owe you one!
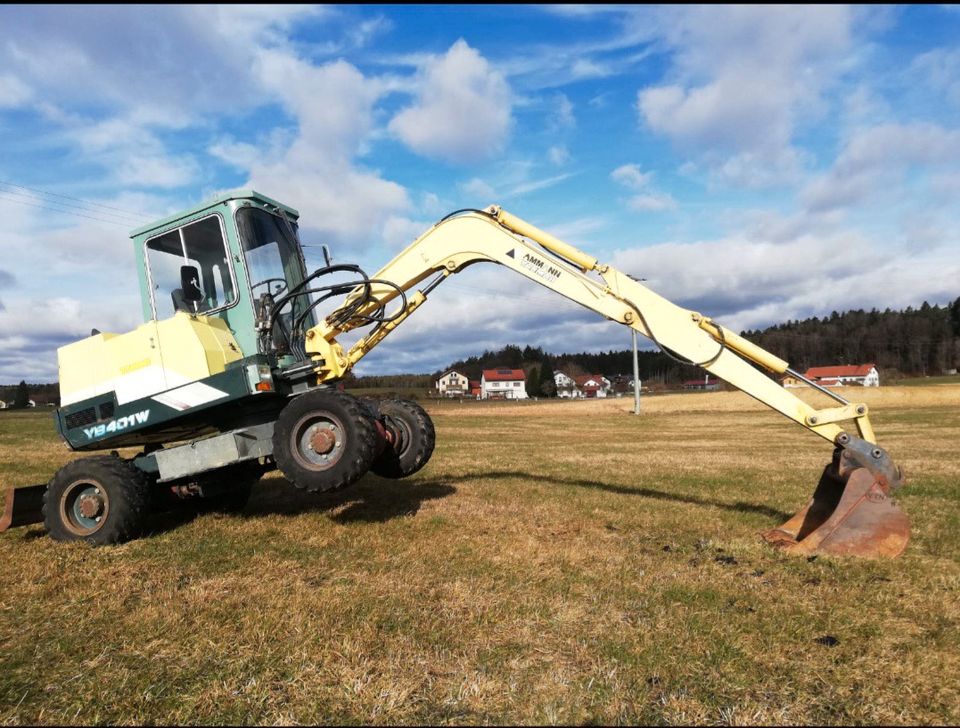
[371,399,436,479]
[43,455,150,545]
[273,389,378,493]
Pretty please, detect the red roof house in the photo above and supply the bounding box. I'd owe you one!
[574,374,611,398]
[480,369,528,400]
[804,364,879,387]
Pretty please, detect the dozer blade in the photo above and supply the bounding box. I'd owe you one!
[761,438,909,558]
[0,484,46,532]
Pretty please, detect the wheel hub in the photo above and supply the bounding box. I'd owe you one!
[310,428,337,455]
[292,415,345,470]
[77,492,105,519]
[60,481,109,536]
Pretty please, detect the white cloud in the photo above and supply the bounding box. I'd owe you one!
[548,145,570,165]
[610,163,677,212]
[610,217,960,334]
[389,39,513,163]
[238,52,410,250]
[0,73,31,108]
[626,193,677,212]
[908,47,960,107]
[551,93,576,130]
[508,173,576,197]
[802,122,960,212]
[115,154,200,190]
[570,58,613,80]
[636,5,854,187]
[459,177,498,201]
[382,215,431,249]
[0,6,322,124]
[611,163,653,189]
[208,139,264,172]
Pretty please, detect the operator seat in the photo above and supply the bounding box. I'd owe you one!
[171,288,212,314]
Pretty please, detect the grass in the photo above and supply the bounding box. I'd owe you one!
[892,374,960,387]
[0,387,958,725]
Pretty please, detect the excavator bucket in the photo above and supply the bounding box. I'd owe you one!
[761,442,909,558]
[0,484,46,533]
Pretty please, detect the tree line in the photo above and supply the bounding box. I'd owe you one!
[741,298,960,379]
[0,381,58,408]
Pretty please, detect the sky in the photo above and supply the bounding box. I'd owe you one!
[1,4,959,382]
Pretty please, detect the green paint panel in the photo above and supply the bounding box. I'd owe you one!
[57,356,283,451]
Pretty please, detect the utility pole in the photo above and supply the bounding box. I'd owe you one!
[626,273,645,416]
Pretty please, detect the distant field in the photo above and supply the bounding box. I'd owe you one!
[1,386,958,724]
[891,374,960,387]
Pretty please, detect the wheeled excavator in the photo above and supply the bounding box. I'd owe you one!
[0,190,910,556]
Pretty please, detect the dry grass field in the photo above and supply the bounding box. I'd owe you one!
[1,385,958,725]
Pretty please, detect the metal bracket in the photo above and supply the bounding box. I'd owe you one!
[805,403,868,426]
[834,434,903,489]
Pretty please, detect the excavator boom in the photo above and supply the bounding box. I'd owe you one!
[303,206,909,557]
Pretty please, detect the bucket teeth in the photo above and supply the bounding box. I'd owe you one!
[761,460,910,558]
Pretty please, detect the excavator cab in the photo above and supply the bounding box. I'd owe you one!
[132,190,314,359]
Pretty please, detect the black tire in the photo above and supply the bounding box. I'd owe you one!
[195,461,263,513]
[371,399,436,479]
[43,455,150,545]
[272,389,378,492]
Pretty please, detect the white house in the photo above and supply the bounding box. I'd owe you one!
[575,374,612,398]
[554,371,578,398]
[437,370,470,397]
[481,368,528,400]
[804,364,880,387]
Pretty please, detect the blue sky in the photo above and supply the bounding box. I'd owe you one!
[1,5,959,381]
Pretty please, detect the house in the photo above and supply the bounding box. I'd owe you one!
[781,374,804,388]
[437,370,470,397]
[804,364,880,387]
[574,374,612,398]
[469,380,481,398]
[481,368,528,400]
[681,374,720,391]
[554,371,579,398]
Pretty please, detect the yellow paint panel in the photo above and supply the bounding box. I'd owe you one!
[58,313,244,407]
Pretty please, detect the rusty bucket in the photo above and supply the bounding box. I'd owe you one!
[0,484,46,533]
[762,440,909,558]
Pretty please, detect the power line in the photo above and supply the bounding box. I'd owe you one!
[0,180,149,222]
[0,184,147,225]
[0,191,135,228]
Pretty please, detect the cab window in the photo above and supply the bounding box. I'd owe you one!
[145,216,235,319]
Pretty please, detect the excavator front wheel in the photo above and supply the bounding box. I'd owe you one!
[273,389,379,493]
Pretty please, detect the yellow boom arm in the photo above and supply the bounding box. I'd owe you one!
[305,206,874,447]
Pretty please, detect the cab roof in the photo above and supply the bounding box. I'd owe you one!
[128,189,300,238]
